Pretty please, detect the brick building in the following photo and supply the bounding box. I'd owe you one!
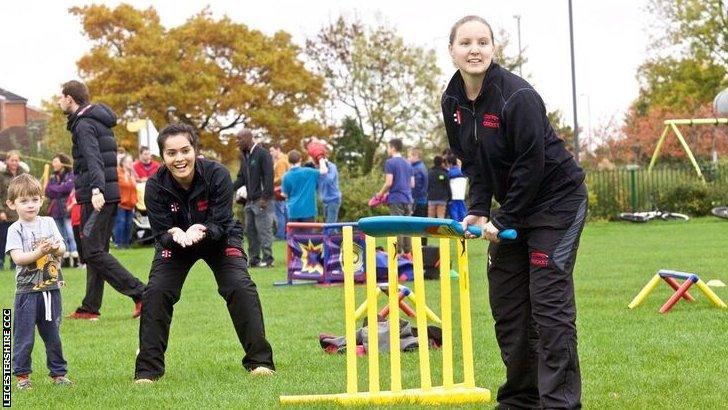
[0,87,49,153]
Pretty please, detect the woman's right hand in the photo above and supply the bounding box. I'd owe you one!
[461,214,488,239]
[168,227,190,247]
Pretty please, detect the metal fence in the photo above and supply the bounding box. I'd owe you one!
[586,163,728,218]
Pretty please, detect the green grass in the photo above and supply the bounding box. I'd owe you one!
[3,218,728,409]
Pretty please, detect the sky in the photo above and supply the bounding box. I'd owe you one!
[0,0,653,141]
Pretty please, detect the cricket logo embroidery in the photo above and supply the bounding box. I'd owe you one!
[453,107,462,124]
[161,249,172,259]
[530,251,549,268]
[170,203,180,213]
[482,113,500,129]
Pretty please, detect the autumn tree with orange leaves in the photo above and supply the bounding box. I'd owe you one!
[65,4,326,164]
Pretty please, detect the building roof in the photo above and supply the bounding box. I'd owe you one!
[0,88,27,102]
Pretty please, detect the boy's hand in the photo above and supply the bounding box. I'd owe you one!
[38,240,54,255]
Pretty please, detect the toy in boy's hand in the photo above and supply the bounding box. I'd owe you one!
[305,139,328,162]
[38,238,60,255]
[368,193,388,208]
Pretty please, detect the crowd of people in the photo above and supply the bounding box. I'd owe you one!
[4,13,587,409]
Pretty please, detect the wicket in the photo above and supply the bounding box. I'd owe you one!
[279,226,491,405]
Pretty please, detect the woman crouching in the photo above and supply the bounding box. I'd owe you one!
[134,123,275,383]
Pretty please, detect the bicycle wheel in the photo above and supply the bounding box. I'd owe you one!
[711,207,728,220]
[618,213,650,223]
[661,212,689,221]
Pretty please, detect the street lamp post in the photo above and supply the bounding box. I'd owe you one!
[513,15,523,77]
[568,0,580,163]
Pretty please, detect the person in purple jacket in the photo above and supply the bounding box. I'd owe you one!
[45,153,78,267]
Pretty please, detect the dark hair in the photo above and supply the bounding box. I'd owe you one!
[61,80,90,106]
[139,146,150,154]
[287,149,302,164]
[449,15,494,45]
[270,143,282,151]
[53,153,72,172]
[157,123,199,153]
[389,138,403,153]
[446,153,458,166]
[433,155,443,167]
[441,148,453,156]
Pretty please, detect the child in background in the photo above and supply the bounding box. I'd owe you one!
[446,154,467,222]
[427,155,451,218]
[5,174,72,389]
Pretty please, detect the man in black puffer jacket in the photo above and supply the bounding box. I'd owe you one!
[59,80,145,321]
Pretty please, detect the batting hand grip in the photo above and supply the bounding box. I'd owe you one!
[466,226,518,240]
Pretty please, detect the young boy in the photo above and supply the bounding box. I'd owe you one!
[446,154,467,222]
[5,174,72,389]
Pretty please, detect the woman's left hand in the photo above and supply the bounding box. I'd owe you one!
[483,222,501,243]
[185,224,207,245]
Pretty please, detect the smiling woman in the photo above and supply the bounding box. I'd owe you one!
[134,123,276,383]
[443,15,588,410]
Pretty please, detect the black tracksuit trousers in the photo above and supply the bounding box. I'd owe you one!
[78,202,145,314]
[134,240,274,379]
[488,185,587,410]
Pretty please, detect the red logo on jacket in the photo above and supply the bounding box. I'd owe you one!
[197,199,208,212]
[483,113,500,129]
[453,107,462,124]
[530,251,549,268]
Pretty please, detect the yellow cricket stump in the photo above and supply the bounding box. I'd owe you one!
[279,384,491,405]
[280,228,491,406]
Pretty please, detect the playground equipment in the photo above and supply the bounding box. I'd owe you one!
[353,284,441,324]
[647,117,728,183]
[276,222,366,286]
[629,269,727,313]
[279,221,492,405]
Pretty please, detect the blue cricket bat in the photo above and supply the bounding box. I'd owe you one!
[357,216,517,240]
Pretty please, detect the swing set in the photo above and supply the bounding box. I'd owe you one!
[647,117,728,183]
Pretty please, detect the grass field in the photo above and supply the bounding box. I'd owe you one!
[3,217,727,409]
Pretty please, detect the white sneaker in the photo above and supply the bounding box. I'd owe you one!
[250,366,275,376]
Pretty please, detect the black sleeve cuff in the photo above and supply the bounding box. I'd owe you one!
[491,214,515,231]
[467,208,491,219]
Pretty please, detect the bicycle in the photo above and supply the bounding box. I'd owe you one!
[618,209,690,223]
[711,206,728,220]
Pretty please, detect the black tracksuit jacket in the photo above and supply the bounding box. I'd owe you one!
[66,104,121,204]
[233,145,274,203]
[145,158,245,252]
[441,63,585,230]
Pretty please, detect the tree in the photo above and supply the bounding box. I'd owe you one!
[331,117,367,174]
[612,0,728,164]
[647,0,727,67]
[305,16,442,174]
[69,4,326,163]
[632,58,727,117]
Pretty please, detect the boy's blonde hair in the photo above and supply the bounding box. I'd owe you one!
[7,174,43,203]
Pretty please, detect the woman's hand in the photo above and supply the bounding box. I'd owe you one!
[461,214,488,239]
[482,221,501,243]
[185,224,207,245]
[168,227,190,247]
